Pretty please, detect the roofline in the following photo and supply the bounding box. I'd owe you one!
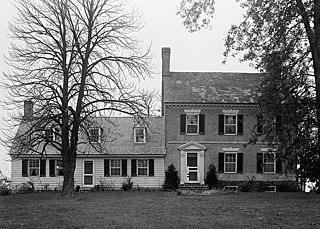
[170,71,261,74]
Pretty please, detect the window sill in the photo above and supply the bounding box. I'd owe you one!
[224,172,237,174]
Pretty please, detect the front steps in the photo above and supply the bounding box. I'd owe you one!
[179,183,208,192]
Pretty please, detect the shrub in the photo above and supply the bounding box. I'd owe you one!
[0,182,11,195]
[18,181,34,194]
[163,164,180,191]
[205,164,218,189]
[122,177,134,191]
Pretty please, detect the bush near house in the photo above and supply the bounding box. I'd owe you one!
[218,180,298,192]
[205,164,218,189]
[163,164,180,191]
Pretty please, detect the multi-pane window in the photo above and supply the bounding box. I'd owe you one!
[137,159,148,176]
[29,159,40,176]
[134,127,146,143]
[225,115,237,135]
[45,128,54,141]
[224,153,237,173]
[110,159,121,176]
[89,127,100,143]
[186,114,198,134]
[264,153,275,173]
[56,160,64,176]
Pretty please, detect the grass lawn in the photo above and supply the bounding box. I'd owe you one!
[0,191,320,228]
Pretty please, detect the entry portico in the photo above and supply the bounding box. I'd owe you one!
[178,141,206,185]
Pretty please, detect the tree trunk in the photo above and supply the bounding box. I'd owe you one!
[62,148,77,196]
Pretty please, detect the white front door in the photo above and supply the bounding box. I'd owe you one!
[186,153,199,183]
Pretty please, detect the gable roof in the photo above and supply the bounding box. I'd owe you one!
[163,72,262,104]
[92,116,165,155]
[11,116,165,157]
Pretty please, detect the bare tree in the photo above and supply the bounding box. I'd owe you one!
[2,0,153,195]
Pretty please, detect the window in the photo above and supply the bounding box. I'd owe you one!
[84,161,94,186]
[224,153,237,173]
[22,159,45,177]
[138,159,148,176]
[134,127,146,143]
[218,114,243,135]
[218,151,243,174]
[56,160,64,176]
[264,153,275,173]
[225,115,237,135]
[89,127,101,143]
[110,159,121,176]
[186,114,198,134]
[45,128,54,141]
[49,159,63,177]
[29,159,40,176]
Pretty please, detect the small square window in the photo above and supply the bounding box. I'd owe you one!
[134,127,146,143]
[45,128,55,141]
[89,127,101,143]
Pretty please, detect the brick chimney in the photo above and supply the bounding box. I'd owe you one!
[24,100,33,120]
[162,47,171,77]
[161,47,171,116]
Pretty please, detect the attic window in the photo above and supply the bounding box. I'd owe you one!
[134,127,146,143]
[89,127,101,143]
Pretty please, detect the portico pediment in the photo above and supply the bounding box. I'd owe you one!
[177,141,207,151]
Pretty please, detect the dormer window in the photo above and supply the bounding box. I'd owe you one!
[134,127,146,143]
[45,128,55,141]
[89,127,101,143]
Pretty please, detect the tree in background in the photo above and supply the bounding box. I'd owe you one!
[178,0,320,191]
[2,0,153,196]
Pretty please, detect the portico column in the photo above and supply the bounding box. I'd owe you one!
[199,151,205,185]
[180,151,186,184]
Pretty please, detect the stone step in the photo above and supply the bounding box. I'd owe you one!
[179,184,208,192]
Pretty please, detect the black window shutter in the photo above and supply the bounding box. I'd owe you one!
[257,153,263,173]
[104,159,110,177]
[218,153,224,173]
[237,153,243,173]
[49,159,56,177]
[180,114,186,135]
[121,159,127,177]
[40,159,46,177]
[22,159,28,177]
[149,159,154,177]
[237,115,244,135]
[199,114,205,135]
[257,115,263,133]
[276,154,282,173]
[131,159,137,176]
[218,115,224,135]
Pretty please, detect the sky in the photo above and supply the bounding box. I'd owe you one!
[0,0,256,178]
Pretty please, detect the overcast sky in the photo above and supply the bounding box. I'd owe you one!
[0,0,256,177]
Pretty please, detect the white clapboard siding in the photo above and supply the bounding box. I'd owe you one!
[11,159,63,191]
[11,157,165,190]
